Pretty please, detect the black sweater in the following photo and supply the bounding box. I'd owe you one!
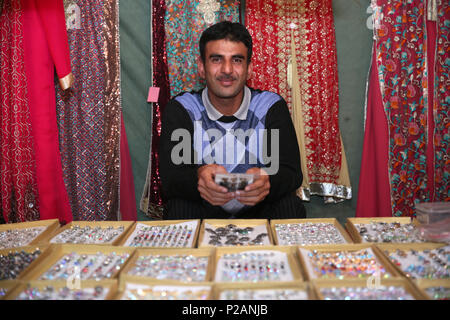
[158,91,303,204]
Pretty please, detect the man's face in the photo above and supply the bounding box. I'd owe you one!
[198,39,252,103]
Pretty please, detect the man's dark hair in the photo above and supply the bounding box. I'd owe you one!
[199,21,253,63]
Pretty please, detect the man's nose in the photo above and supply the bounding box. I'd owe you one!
[221,59,233,74]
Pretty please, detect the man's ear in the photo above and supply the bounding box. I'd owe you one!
[246,61,253,81]
[197,57,205,79]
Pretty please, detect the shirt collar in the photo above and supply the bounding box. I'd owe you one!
[202,86,250,121]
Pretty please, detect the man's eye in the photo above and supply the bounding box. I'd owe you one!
[211,57,221,63]
[233,58,243,64]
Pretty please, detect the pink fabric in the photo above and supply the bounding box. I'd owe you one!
[426,20,436,202]
[357,19,440,218]
[22,0,72,223]
[356,47,391,218]
[119,116,137,221]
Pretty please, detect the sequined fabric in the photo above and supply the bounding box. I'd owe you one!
[164,0,240,97]
[245,0,348,202]
[147,0,171,219]
[56,0,121,220]
[102,0,121,218]
[0,0,39,222]
[372,0,449,216]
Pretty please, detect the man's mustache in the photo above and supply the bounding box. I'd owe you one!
[217,75,237,81]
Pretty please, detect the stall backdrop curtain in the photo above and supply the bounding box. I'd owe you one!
[56,0,136,221]
[245,0,351,204]
[139,0,154,218]
[356,0,449,218]
[1,0,73,223]
[141,0,240,219]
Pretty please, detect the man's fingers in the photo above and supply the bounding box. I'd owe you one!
[198,174,227,193]
[238,191,269,205]
[206,178,229,193]
[198,185,234,205]
[237,188,269,200]
[240,181,270,197]
[244,179,264,192]
[244,174,269,191]
[236,184,269,205]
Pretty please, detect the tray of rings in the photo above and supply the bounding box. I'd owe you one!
[197,219,273,247]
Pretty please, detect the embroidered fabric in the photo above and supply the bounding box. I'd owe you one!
[245,0,351,203]
[142,1,240,219]
[164,0,240,98]
[0,0,39,222]
[371,0,449,216]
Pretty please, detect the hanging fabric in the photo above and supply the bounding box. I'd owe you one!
[0,0,73,223]
[141,0,240,219]
[433,2,449,202]
[164,0,240,97]
[139,0,154,217]
[142,0,171,220]
[355,46,392,218]
[56,0,136,221]
[357,0,449,218]
[245,0,351,204]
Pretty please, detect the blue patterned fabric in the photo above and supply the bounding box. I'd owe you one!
[175,89,281,173]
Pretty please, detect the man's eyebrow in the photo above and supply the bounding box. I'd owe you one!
[208,54,245,60]
[208,54,223,59]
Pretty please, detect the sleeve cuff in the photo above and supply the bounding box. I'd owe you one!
[59,72,74,90]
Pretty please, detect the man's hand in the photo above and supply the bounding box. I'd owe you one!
[236,167,270,206]
[198,164,235,206]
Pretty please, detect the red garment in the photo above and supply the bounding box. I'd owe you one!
[1,0,72,223]
[22,0,72,223]
[355,47,391,218]
[356,12,442,218]
[1,0,39,222]
[245,0,346,200]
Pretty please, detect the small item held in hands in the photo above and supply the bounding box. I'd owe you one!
[214,173,254,192]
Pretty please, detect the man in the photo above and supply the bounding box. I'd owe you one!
[159,21,305,219]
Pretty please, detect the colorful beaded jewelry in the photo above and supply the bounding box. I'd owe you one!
[355,222,425,243]
[320,286,414,300]
[385,246,449,279]
[127,254,209,282]
[425,286,450,300]
[16,285,109,300]
[39,251,130,281]
[220,288,309,300]
[215,250,293,282]
[299,248,391,280]
[124,221,197,248]
[121,284,210,300]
